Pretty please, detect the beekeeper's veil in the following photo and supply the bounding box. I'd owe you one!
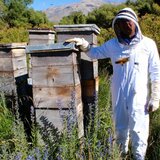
[112,8,142,45]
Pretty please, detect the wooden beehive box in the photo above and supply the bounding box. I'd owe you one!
[54,24,100,45]
[54,24,100,128]
[28,29,55,45]
[26,42,84,137]
[54,24,100,90]
[0,43,27,95]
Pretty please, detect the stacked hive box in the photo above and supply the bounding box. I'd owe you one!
[0,43,33,139]
[54,24,100,128]
[0,43,27,96]
[28,29,56,80]
[26,43,84,137]
[28,29,55,45]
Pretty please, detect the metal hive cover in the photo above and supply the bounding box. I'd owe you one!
[26,42,78,54]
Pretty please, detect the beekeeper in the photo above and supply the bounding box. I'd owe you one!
[66,7,160,160]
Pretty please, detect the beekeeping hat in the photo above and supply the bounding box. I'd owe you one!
[112,7,138,28]
[112,7,142,45]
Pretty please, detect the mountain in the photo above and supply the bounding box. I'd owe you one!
[44,0,126,23]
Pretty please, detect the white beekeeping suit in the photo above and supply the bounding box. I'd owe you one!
[65,8,160,160]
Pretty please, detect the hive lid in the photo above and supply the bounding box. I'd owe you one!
[26,42,78,54]
[0,43,27,49]
[28,28,56,34]
[54,24,100,35]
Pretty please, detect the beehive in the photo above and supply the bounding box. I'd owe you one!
[0,43,27,96]
[28,29,55,45]
[54,24,100,128]
[26,42,84,137]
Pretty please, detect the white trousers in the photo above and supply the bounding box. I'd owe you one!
[113,92,149,160]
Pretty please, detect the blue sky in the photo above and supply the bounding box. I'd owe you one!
[31,0,126,11]
[31,0,81,11]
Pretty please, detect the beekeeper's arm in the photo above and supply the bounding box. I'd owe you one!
[148,40,160,112]
[65,37,111,59]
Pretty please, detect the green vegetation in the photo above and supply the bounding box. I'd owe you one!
[0,74,121,159]
[0,0,160,159]
[0,0,53,43]
[1,0,160,45]
[1,73,160,159]
[60,0,160,52]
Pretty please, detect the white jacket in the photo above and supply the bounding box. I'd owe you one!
[88,36,160,107]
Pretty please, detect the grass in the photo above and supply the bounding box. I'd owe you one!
[0,73,160,159]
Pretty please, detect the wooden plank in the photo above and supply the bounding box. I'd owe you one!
[33,85,82,109]
[0,76,17,95]
[80,60,98,80]
[0,43,26,49]
[0,49,11,58]
[12,55,27,71]
[0,58,13,71]
[81,77,99,97]
[0,48,26,58]
[31,65,80,87]
[54,24,100,34]
[56,33,98,45]
[0,84,17,95]
[31,52,78,67]
[35,102,84,138]
[54,24,99,44]
[13,68,28,77]
[93,60,98,78]
[76,103,84,138]
[0,71,14,78]
[29,34,55,40]
[28,29,55,34]
[0,55,27,71]
[0,68,27,78]
[11,49,26,57]
[0,76,15,85]
[28,39,55,45]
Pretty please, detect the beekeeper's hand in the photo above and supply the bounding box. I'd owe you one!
[65,38,90,52]
[147,82,160,112]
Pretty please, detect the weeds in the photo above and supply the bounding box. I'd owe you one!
[0,72,160,159]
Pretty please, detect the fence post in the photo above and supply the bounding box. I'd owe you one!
[54,24,100,132]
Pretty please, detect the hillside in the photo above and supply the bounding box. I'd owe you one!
[44,0,126,23]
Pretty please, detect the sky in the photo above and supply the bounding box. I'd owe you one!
[31,0,126,11]
[31,0,81,11]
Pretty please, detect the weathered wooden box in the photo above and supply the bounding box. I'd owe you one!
[0,43,27,95]
[28,29,55,45]
[54,24,100,87]
[54,24,100,45]
[36,102,84,138]
[26,42,84,137]
[54,24,100,128]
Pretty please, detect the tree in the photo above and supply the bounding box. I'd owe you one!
[59,11,86,25]
[25,8,50,27]
[2,0,32,27]
[0,0,51,28]
[0,0,53,42]
[139,13,160,52]
[87,4,127,28]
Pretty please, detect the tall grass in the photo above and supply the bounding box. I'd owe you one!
[0,72,160,159]
[146,109,160,160]
[0,93,28,159]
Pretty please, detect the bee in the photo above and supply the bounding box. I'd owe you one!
[115,57,130,65]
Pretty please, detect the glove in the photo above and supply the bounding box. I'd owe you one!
[65,38,90,52]
[147,82,160,112]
